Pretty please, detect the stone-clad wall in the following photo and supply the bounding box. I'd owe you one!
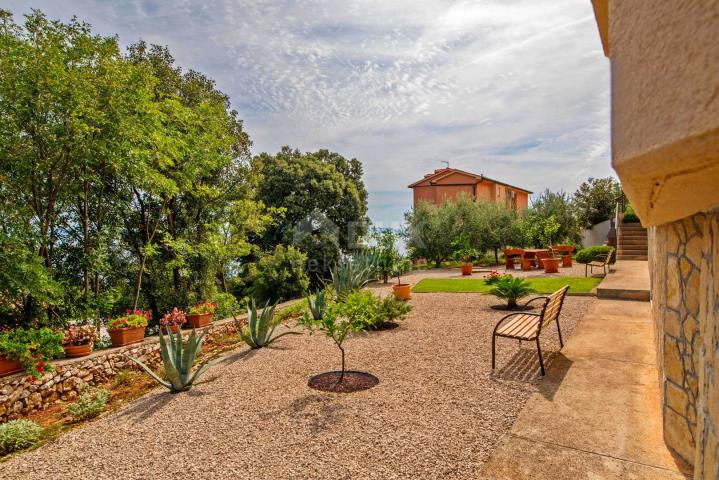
[0,319,240,424]
[649,207,719,477]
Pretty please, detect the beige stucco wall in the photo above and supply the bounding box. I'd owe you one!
[649,208,719,477]
[607,0,719,226]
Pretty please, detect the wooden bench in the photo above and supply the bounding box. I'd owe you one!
[585,247,614,277]
[491,285,570,375]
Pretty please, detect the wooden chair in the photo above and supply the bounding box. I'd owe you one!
[504,248,524,270]
[585,248,615,277]
[491,286,570,376]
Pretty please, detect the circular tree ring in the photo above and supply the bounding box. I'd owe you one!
[308,371,379,393]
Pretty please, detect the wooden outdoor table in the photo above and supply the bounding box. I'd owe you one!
[521,249,551,270]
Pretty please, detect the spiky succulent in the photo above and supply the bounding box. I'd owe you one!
[127,329,212,393]
[307,290,327,321]
[330,258,375,299]
[237,298,300,349]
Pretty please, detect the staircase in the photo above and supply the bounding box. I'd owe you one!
[617,222,648,260]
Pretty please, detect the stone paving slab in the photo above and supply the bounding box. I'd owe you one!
[480,435,688,480]
[596,260,651,301]
[480,297,692,479]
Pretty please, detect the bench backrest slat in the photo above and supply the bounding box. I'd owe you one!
[539,285,570,329]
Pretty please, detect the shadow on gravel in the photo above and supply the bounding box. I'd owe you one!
[116,390,175,423]
[491,348,572,399]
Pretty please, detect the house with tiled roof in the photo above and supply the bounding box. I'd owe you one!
[408,167,531,211]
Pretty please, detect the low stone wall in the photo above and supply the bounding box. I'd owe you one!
[649,207,719,477]
[0,316,244,423]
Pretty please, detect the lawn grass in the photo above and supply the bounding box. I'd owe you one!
[411,276,602,294]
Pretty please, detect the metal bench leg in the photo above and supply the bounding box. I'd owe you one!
[492,334,496,369]
[536,338,545,376]
[556,318,564,348]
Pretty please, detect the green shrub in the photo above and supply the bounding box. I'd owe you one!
[0,327,64,378]
[623,204,640,223]
[114,369,134,386]
[246,245,309,303]
[0,419,43,455]
[489,275,535,308]
[213,293,241,320]
[371,296,412,329]
[67,388,109,421]
[575,245,614,264]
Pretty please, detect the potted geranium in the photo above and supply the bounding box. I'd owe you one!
[107,309,149,347]
[391,257,412,301]
[187,302,216,328]
[160,308,186,333]
[62,325,98,358]
[0,327,64,378]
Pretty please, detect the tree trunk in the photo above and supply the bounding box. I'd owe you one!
[508,298,517,309]
[338,344,346,384]
[494,247,499,266]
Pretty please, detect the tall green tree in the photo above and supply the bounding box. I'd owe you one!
[404,200,457,267]
[252,147,369,283]
[573,177,622,228]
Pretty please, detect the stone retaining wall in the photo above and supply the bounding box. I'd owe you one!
[0,317,243,423]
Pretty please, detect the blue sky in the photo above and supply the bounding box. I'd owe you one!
[5,0,613,227]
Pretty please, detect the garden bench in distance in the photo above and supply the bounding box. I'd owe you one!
[584,247,614,277]
[491,285,570,376]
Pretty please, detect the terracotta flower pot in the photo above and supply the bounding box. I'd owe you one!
[562,255,572,267]
[161,324,182,334]
[0,354,22,377]
[541,257,560,273]
[460,263,473,276]
[393,283,412,300]
[187,313,212,328]
[108,326,146,347]
[64,343,93,358]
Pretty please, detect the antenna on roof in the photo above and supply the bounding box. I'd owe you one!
[441,160,450,168]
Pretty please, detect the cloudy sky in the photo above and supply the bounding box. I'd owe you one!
[5,0,612,227]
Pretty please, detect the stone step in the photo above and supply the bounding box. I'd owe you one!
[619,241,648,248]
[617,254,648,261]
[618,250,648,256]
[619,234,648,240]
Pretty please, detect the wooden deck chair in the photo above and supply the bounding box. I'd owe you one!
[491,285,570,376]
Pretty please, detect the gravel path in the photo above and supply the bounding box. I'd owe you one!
[0,291,594,479]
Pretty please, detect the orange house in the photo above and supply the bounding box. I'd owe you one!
[408,168,531,211]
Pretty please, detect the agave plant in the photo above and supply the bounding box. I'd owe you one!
[489,275,535,309]
[330,257,376,299]
[307,290,327,320]
[237,298,300,349]
[127,329,211,393]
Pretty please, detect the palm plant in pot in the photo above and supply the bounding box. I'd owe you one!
[489,274,535,309]
[160,308,186,334]
[391,256,412,300]
[107,310,149,347]
[62,325,98,358]
[187,301,216,328]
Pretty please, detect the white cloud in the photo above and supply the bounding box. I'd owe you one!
[4,0,612,225]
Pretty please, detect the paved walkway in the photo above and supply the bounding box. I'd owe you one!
[480,266,692,479]
[596,260,651,301]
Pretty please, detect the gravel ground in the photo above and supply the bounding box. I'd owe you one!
[0,291,594,480]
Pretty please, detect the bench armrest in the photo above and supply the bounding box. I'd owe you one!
[522,296,549,308]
